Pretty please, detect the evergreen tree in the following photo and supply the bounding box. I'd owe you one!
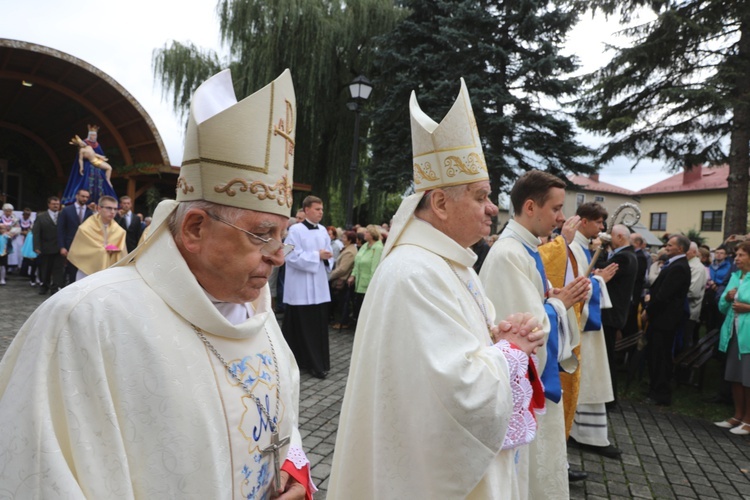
[153,0,405,224]
[576,0,750,238]
[368,0,594,201]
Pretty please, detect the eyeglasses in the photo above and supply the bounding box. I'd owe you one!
[206,212,294,257]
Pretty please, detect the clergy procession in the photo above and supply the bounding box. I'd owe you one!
[0,67,747,499]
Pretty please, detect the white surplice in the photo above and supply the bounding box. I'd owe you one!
[480,219,579,500]
[568,231,614,447]
[328,218,524,500]
[283,222,333,306]
[569,231,614,405]
[0,218,310,498]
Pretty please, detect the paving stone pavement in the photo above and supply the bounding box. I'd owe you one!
[2,269,750,498]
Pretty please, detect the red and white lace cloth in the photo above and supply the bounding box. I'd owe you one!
[282,445,318,500]
[494,340,546,450]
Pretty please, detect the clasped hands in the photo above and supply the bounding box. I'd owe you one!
[549,276,590,310]
[493,312,545,355]
[726,288,750,314]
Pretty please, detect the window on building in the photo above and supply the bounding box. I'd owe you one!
[701,210,723,232]
[576,193,585,207]
[650,212,667,231]
[594,195,605,203]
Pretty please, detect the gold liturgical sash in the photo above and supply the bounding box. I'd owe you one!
[68,214,127,276]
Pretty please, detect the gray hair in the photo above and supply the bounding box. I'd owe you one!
[415,185,468,212]
[2,203,13,211]
[670,234,691,253]
[168,200,245,240]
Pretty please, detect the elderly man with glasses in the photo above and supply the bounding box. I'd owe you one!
[0,70,314,500]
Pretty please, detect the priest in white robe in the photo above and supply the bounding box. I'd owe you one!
[328,79,546,500]
[0,69,314,500]
[567,202,621,458]
[480,169,590,499]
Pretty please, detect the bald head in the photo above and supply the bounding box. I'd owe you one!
[610,224,630,249]
[687,241,699,259]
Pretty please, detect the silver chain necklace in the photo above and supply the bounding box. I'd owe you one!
[193,324,290,492]
[443,258,493,341]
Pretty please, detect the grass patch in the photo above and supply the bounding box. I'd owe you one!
[614,329,733,423]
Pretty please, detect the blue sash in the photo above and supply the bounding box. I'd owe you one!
[522,245,562,403]
[581,246,602,331]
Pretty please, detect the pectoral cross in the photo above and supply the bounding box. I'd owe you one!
[262,430,291,492]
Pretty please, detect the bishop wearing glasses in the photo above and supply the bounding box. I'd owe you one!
[0,69,314,500]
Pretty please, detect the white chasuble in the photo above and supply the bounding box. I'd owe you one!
[0,222,308,499]
[328,218,522,500]
[569,232,614,405]
[480,219,579,500]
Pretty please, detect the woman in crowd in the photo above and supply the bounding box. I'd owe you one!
[714,241,750,434]
[1,204,20,275]
[329,231,358,329]
[647,248,668,287]
[348,224,383,325]
[328,225,344,261]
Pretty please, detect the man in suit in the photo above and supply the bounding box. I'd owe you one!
[600,224,639,404]
[58,188,93,286]
[115,196,143,253]
[32,196,64,295]
[642,234,691,406]
[623,233,650,338]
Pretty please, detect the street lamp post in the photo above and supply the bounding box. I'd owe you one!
[345,75,372,229]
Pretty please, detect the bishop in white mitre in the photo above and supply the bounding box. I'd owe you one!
[327,78,546,500]
[0,69,315,499]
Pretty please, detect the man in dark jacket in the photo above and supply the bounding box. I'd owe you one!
[32,196,64,295]
[57,188,93,285]
[623,233,650,336]
[600,224,639,403]
[115,196,143,253]
[642,234,691,406]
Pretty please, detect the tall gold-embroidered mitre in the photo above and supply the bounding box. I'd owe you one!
[382,79,490,260]
[177,69,295,217]
[410,78,488,192]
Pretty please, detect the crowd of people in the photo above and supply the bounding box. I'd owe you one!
[0,191,149,292]
[1,67,749,499]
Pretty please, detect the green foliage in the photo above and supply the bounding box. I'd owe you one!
[575,0,750,237]
[684,228,706,247]
[153,0,406,226]
[152,41,222,121]
[144,186,162,217]
[367,0,596,200]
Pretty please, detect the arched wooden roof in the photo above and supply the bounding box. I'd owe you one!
[0,38,171,182]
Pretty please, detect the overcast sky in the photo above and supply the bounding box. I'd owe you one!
[1,0,673,192]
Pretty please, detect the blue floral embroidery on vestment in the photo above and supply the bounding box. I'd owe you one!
[257,463,270,488]
[257,353,272,366]
[259,371,272,382]
[243,455,272,500]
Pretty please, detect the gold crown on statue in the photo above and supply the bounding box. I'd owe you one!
[410,78,488,192]
[177,69,296,217]
[87,124,100,133]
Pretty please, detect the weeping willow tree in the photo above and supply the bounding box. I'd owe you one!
[153,0,405,224]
